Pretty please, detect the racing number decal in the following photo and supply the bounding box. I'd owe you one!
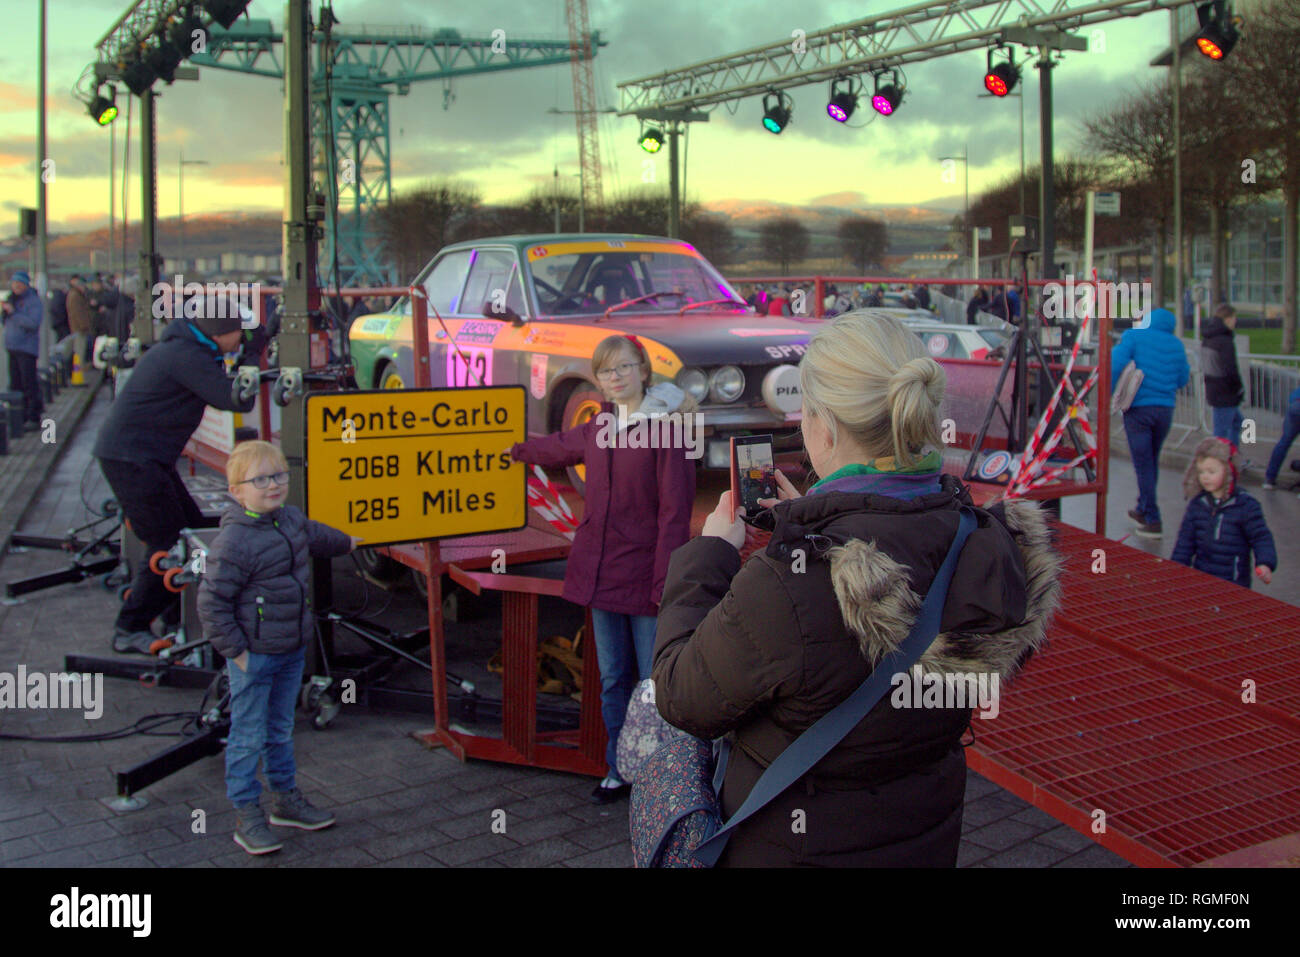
[446,347,494,387]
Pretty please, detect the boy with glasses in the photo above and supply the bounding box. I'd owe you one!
[197,440,359,854]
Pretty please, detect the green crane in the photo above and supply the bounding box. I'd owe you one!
[190,16,601,286]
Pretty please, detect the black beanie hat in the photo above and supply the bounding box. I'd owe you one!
[192,294,244,338]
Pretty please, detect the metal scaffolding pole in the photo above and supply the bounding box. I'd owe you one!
[36,0,49,372]
[134,91,158,344]
[1037,48,1057,281]
[1172,9,1184,332]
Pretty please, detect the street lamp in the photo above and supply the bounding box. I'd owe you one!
[179,152,209,271]
[939,149,970,276]
[545,106,616,234]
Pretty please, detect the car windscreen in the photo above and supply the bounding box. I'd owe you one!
[530,249,743,315]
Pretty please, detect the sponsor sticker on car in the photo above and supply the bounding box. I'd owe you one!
[530,354,548,399]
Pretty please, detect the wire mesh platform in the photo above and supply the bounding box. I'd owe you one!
[968,521,1300,867]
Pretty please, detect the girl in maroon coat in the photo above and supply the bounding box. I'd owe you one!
[509,335,696,803]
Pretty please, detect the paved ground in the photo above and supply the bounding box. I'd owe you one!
[10,381,1297,869]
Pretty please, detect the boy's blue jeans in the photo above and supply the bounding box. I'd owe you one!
[225,648,304,808]
[590,608,657,782]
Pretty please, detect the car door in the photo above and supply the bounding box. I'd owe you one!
[440,247,529,389]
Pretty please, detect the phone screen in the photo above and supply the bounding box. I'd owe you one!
[730,435,776,522]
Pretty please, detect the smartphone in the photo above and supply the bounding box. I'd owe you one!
[730,434,777,522]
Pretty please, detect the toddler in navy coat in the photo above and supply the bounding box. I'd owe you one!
[1171,437,1276,589]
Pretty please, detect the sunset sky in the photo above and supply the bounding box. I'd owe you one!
[0,0,1193,235]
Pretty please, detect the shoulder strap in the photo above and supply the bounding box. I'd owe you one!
[693,506,978,867]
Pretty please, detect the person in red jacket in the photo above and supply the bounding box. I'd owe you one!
[509,334,696,803]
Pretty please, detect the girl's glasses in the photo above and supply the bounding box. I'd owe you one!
[237,471,290,489]
[596,361,642,380]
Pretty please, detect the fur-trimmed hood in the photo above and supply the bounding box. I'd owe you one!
[1183,435,1240,500]
[757,475,1061,681]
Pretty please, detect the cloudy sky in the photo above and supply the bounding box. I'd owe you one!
[0,0,1187,233]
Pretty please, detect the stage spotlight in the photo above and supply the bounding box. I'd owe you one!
[145,33,184,84]
[118,54,156,96]
[826,78,857,123]
[87,85,118,126]
[984,48,1020,97]
[169,7,207,57]
[638,127,664,153]
[1195,0,1239,59]
[871,70,903,116]
[203,0,250,30]
[762,91,792,134]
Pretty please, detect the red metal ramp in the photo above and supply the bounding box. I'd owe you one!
[968,522,1300,868]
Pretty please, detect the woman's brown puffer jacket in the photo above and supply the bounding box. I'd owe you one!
[653,476,1061,867]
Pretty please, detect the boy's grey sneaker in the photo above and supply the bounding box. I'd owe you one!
[112,629,157,656]
[1262,482,1277,490]
[1133,521,1163,538]
[234,805,283,855]
[268,788,335,830]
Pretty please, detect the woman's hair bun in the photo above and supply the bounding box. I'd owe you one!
[890,356,944,400]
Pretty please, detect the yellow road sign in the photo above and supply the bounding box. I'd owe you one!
[305,386,526,545]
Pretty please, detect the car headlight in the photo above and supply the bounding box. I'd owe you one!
[677,367,709,403]
[708,365,745,403]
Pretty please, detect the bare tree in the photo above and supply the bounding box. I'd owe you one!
[375,180,482,279]
[1083,83,1176,305]
[490,182,581,235]
[1226,0,1300,352]
[837,216,888,274]
[682,211,738,266]
[598,187,675,235]
[758,216,810,273]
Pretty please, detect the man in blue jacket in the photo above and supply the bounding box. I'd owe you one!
[95,298,262,653]
[2,270,46,429]
[1110,307,1191,536]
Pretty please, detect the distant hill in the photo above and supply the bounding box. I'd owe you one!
[3,197,957,275]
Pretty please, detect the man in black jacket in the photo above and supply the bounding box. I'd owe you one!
[95,303,261,653]
[1201,303,1245,447]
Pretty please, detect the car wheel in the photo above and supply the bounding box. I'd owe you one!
[354,547,404,584]
[377,361,405,390]
[558,380,604,494]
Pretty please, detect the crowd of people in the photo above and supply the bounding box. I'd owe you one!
[735,280,944,318]
[23,264,1289,864]
[86,292,1063,863]
[0,270,137,433]
[1109,301,1287,591]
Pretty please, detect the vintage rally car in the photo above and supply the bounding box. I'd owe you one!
[348,234,811,475]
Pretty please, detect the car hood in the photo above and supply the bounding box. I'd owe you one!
[558,310,817,366]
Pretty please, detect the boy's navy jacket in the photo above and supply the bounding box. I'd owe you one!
[93,318,256,466]
[1171,490,1277,589]
[1110,308,1190,409]
[197,504,352,659]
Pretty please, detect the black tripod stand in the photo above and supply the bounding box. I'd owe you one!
[963,254,1095,489]
[5,506,122,599]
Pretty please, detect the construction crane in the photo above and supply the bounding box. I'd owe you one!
[187,15,599,285]
[565,0,604,220]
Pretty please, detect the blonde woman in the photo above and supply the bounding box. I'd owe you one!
[653,311,1062,867]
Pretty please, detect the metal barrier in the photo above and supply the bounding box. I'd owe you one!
[1173,338,1212,449]
[1245,355,1300,424]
